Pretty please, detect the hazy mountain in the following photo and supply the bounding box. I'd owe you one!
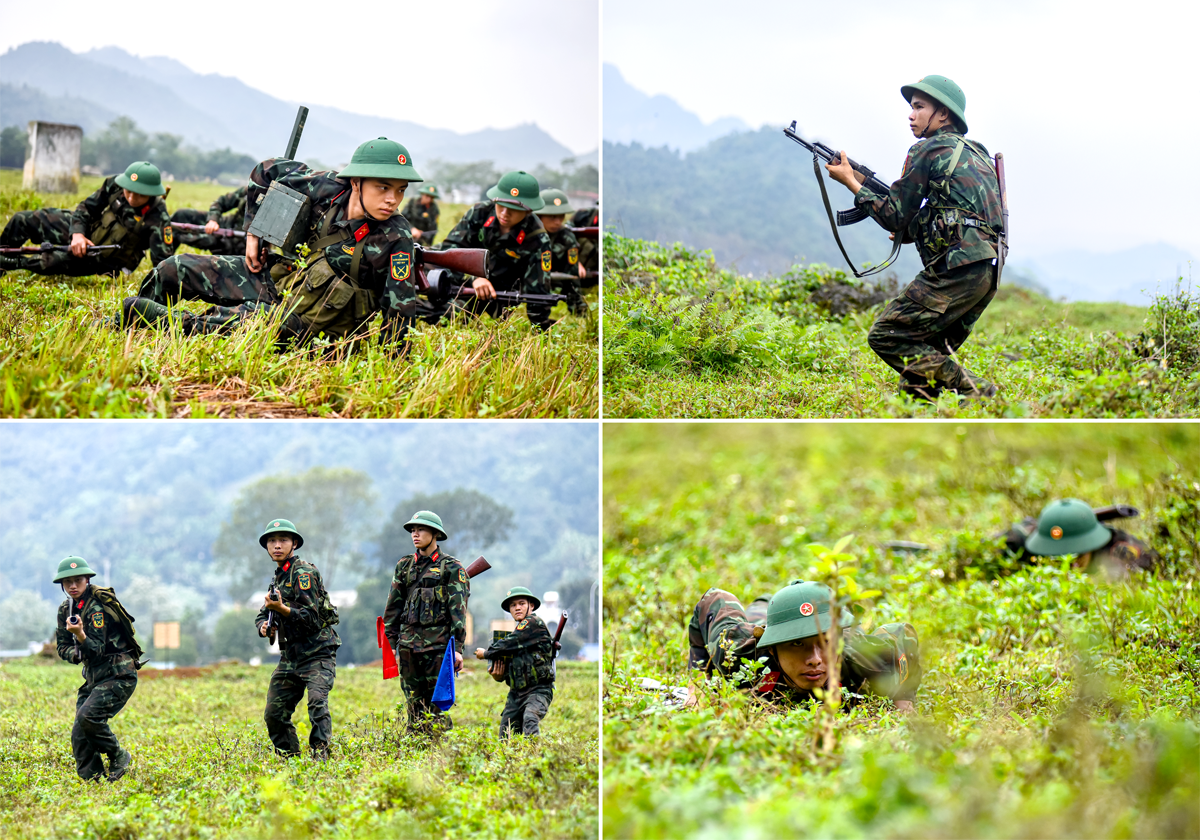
[1013,244,1196,305]
[603,63,749,152]
[0,42,580,169]
[0,82,120,136]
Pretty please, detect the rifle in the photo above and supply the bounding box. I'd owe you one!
[285,106,308,160]
[464,555,491,578]
[415,248,568,305]
[1,244,119,256]
[567,226,598,240]
[549,271,599,285]
[170,222,246,239]
[995,152,1009,281]
[552,610,568,658]
[265,582,280,646]
[1094,504,1139,522]
[782,120,901,278]
[66,596,80,662]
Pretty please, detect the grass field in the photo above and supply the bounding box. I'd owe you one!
[0,657,598,840]
[602,235,1200,418]
[0,172,598,418]
[602,423,1199,839]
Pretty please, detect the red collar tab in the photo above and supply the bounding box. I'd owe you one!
[756,670,781,694]
[282,560,291,573]
[516,229,526,245]
[431,550,439,563]
[76,599,85,610]
[354,223,369,242]
[139,204,150,216]
[484,215,495,228]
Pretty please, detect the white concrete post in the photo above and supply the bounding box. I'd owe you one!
[22,121,83,193]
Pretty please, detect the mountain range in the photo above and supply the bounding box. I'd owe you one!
[603,63,749,153]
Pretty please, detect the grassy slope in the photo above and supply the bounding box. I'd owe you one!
[0,172,598,418]
[602,423,1200,839]
[0,658,598,840]
[602,235,1199,418]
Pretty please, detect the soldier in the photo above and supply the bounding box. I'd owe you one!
[473,586,556,739]
[118,138,421,350]
[401,184,441,246]
[0,161,175,278]
[825,75,1005,401]
[687,581,920,711]
[382,510,470,734]
[1005,498,1160,576]
[534,188,588,315]
[170,185,247,256]
[422,170,555,330]
[53,556,141,781]
[254,519,340,760]
[570,201,599,276]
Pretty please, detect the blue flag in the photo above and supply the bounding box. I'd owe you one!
[431,641,456,711]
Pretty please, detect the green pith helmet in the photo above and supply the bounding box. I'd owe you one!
[486,170,545,211]
[337,137,424,182]
[404,510,448,541]
[114,161,167,196]
[259,518,304,549]
[901,74,968,133]
[534,188,574,217]
[501,586,541,612]
[757,580,855,648]
[1025,499,1113,556]
[418,184,440,198]
[53,556,98,583]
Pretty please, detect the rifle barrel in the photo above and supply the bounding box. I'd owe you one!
[0,244,120,255]
[171,222,246,238]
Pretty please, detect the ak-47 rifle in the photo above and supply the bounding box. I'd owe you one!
[1093,504,1139,522]
[994,152,1009,281]
[567,226,598,240]
[1,244,119,256]
[549,271,599,285]
[414,246,568,305]
[265,582,281,646]
[170,221,246,239]
[783,120,900,278]
[552,610,568,658]
[464,555,491,578]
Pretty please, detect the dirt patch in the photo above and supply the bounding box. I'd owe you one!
[168,377,323,419]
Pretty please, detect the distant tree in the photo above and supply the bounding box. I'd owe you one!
[0,125,26,169]
[212,608,269,661]
[81,116,150,174]
[423,159,502,195]
[0,589,55,648]
[376,488,514,566]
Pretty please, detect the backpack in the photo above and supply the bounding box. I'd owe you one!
[90,586,147,668]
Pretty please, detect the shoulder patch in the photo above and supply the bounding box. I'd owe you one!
[568,247,579,265]
[541,251,552,272]
[298,571,311,590]
[459,569,467,583]
[91,611,105,629]
[516,619,529,630]
[391,251,411,281]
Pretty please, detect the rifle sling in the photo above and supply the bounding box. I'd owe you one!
[812,153,901,279]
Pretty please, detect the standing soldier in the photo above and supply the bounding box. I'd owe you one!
[0,161,175,278]
[1008,498,1160,576]
[382,511,470,734]
[474,586,556,739]
[254,519,340,760]
[424,170,555,330]
[825,75,1005,401]
[402,184,441,246]
[171,185,248,256]
[53,556,142,781]
[534,188,588,316]
[118,137,421,350]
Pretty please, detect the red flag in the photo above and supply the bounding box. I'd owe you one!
[377,616,398,680]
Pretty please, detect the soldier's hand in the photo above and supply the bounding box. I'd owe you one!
[682,685,699,709]
[204,220,220,234]
[245,233,263,272]
[258,624,268,637]
[490,660,506,679]
[69,233,94,258]
[825,151,862,195]
[411,228,422,240]
[578,263,586,278]
[474,648,487,660]
[894,700,915,715]
[454,651,463,672]
[472,277,497,300]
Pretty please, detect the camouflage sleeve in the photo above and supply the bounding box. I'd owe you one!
[843,623,922,702]
[147,204,176,266]
[382,560,408,646]
[76,603,109,662]
[852,138,943,236]
[484,615,553,658]
[523,231,554,329]
[447,560,470,654]
[688,588,760,676]
[284,565,324,637]
[70,180,112,236]
[55,603,81,663]
[439,204,482,250]
[209,186,247,222]
[379,231,417,348]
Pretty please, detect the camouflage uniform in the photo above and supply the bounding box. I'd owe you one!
[56,588,139,780]
[482,614,556,738]
[688,588,921,706]
[402,196,440,246]
[422,201,554,329]
[570,205,599,275]
[854,126,1004,397]
[546,226,587,315]
[0,176,175,276]
[382,548,470,730]
[254,556,340,756]
[171,186,247,256]
[122,159,418,347]
[1002,518,1160,576]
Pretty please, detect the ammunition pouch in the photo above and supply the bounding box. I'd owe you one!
[506,649,554,690]
[403,583,449,626]
[276,255,376,338]
[89,200,146,270]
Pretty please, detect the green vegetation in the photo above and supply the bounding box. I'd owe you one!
[0,171,598,418]
[0,658,598,840]
[603,422,1199,839]
[603,235,1199,418]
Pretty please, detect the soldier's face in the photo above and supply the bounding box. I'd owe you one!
[122,188,151,209]
[411,526,436,552]
[508,598,532,621]
[62,575,91,599]
[359,178,409,219]
[494,203,529,229]
[539,214,566,234]
[908,95,948,138]
[420,194,434,206]
[774,634,830,690]
[265,535,295,563]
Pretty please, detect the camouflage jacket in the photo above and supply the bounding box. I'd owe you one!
[382,548,469,655]
[854,126,1003,272]
[570,206,598,228]
[483,613,555,690]
[245,158,418,345]
[56,587,138,684]
[546,227,581,274]
[439,201,553,327]
[254,556,340,664]
[401,197,440,238]
[688,588,922,704]
[1003,519,1160,576]
[207,185,248,229]
[69,176,176,270]
[570,206,599,272]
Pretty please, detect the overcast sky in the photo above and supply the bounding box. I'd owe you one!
[0,0,599,154]
[606,0,1200,263]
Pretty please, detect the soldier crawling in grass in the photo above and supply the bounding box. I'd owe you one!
[1003,498,1161,577]
[171,185,248,257]
[382,511,470,734]
[53,555,143,782]
[474,586,556,739]
[254,518,340,760]
[0,161,175,278]
[687,581,921,711]
[535,189,588,316]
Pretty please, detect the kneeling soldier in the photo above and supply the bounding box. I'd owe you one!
[53,556,142,781]
[534,189,588,316]
[382,510,470,734]
[475,587,556,739]
[688,581,921,711]
[255,519,340,759]
[0,161,175,277]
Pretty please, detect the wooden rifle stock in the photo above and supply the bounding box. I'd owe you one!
[552,610,568,657]
[464,556,491,578]
[415,245,488,279]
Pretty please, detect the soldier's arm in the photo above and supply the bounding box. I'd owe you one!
[55,605,82,663]
[483,616,552,658]
[70,180,110,236]
[254,600,271,637]
[447,562,469,654]
[210,187,247,222]
[438,205,481,251]
[148,206,176,265]
[378,233,417,348]
[852,139,941,235]
[381,562,407,647]
[75,606,109,660]
[844,623,923,703]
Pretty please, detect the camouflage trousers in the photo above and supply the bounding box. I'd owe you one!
[0,208,125,277]
[499,683,554,739]
[688,588,757,676]
[73,675,137,780]
[121,253,305,338]
[397,648,451,732]
[264,655,336,756]
[867,260,998,398]
[170,207,245,257]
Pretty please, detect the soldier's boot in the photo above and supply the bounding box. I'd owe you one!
[898,379,943,403]
[107,747,132,781]
[0,254,21,276]
[310,742,330,762]
[953,370,998,400]
[121,297,202,333]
